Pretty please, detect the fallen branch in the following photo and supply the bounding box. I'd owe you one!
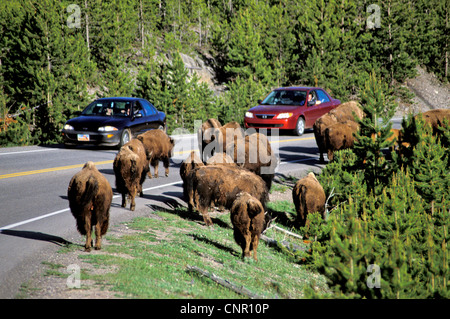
[186,265,262,299]
[264,224,304,240]
[260,235,307,254]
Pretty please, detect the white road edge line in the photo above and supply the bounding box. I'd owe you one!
[0,180,183,231]
[0,148,60,156]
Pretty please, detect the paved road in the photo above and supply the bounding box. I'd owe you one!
[0,129,329,298]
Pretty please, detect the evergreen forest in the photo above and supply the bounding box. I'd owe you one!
[0,0,449,145]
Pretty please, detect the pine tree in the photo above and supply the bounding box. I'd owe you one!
[353,72,397,194]
[225,8,273,85]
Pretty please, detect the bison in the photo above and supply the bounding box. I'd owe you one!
[198,121,245,163]
[417,109,450,136]
[324,120,360,161]
[137,129,175,178]
[180,151,205,206]
[230,192,266,261]
[113,139,150,211]
[185,165,268,226]
[68,161,113,252]
[314,101,364,162]
[197,118,222,162]
[226,132,277,190]
[292,172,326,229]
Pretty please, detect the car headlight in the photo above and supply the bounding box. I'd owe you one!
[63,124,74,130]
[98,126,118,132]
[276,112,293,119]
[245,112,254,118]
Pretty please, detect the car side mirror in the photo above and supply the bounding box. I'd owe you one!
[257,99,262,104]
[132,113,143,120]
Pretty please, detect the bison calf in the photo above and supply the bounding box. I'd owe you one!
[292,172,326,228]
[186,165,268,226]
[137,129,175,178]
[230,192,266,261]
[68,161,113,251]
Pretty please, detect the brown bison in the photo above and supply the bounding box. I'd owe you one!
[230,192,266,261]
[314,101,364,162]
[186,165,268,226]
[226,132,277,190]
[197,118,222,162]
[137,129,175,178]
[324,120,360,161]
[68,161,113,251]
[113,139,150,211]
[417,109,450,136]
[292,172,326,228]
[180,151,205,206]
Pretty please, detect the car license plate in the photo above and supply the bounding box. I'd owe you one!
[77,134,90,141]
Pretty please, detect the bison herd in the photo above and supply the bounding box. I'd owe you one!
[67,106,449,261]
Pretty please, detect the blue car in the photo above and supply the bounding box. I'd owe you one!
[62,97,166,148]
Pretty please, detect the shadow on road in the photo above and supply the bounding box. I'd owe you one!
[0,229,75,247]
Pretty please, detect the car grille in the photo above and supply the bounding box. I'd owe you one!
[256,114,275,119]
[247,123,283,128]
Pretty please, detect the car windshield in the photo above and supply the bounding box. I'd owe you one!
[81,100,132,117]
[261,90,307,106]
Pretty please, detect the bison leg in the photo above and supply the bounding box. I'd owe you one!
[121,193,127,208]
[129,186,137,211]
[153,160,159,178]
[84,213,92,252]
[94,222,102,250]
[199,206,213,226]
[243,232,252,259]
[327,149,334,162]
[251,235,260,261]
[163,157,170,177]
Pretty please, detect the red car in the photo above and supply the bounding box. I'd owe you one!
[244,86,340,136]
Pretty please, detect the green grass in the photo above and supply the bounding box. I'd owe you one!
[62,202,329,299]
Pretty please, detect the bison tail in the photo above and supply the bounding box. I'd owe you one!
[246,197,263,218]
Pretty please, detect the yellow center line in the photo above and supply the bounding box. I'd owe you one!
[0,160,114,180]
[0,136,314,180]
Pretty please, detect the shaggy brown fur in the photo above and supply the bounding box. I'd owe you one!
[137,129,175,178]
[226,132,277,190]
[180,151,205,206]
[206,152,236,166]
[417,109,450,136]
[197,118,222,162]
[68,161,113,251]
[230,192,266,261]
[292,172,326,228]
[186,165,268,226]
[324,120,360,161]
[215,121,246,154]
[313,101,364,162]
[113,139,150,211]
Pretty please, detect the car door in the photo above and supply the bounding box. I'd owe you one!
[316,89,334,113]
[129,101,149,137]
[304,90,324,127]
[140,99,163,130]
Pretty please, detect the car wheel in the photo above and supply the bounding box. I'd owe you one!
[119,129,131,148]
[294,117,305,136]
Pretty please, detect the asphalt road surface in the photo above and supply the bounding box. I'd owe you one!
[0,119,403,298]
